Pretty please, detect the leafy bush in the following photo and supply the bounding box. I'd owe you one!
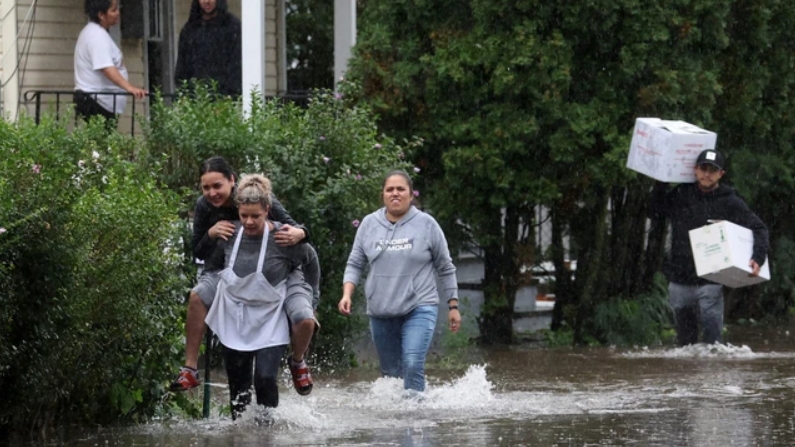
[591,274,673,346]
[0,115,186,437]
[144,85,254,201]
[0,87,416,438]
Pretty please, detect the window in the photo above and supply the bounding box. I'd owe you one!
[148,0,163,41]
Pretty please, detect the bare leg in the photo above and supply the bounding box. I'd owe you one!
[185,291,208,369]
[290,319,315,362]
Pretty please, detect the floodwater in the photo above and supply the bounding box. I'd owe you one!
[51,324,795,446]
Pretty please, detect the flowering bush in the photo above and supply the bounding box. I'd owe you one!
[0,116,186,436]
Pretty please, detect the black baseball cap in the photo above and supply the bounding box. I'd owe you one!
[696,149,725,170]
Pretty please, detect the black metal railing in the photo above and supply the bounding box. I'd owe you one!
[22,89,311,135]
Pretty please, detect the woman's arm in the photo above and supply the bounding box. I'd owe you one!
[270,194,310,245]
[191,199,216,261]
[338,282,356,315]
[341,217,369,287]
[427,218,461,332]
[339,217,370,315]
[100,67,147,98]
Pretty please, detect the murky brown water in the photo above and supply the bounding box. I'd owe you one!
[44,324,795,446]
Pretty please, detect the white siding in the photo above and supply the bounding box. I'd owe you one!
[18,0,85,110]
[0,10,4,80]
[0,6,4,114]
[174,0,281,95]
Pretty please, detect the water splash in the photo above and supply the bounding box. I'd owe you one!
[268,364,496,433]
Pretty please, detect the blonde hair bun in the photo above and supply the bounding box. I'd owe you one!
[235,174,273,207]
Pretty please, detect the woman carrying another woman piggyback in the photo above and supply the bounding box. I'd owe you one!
[201,174,319,418]
[171,156,317,397]
[338,169,461,395]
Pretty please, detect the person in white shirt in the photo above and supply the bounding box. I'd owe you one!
[73,0,147,123]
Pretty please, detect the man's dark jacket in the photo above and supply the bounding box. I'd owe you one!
[648,182,769,285]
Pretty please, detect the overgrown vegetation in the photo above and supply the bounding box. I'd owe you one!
[0,117,186,439]
[345,0,795,344]
[1,88,411,438]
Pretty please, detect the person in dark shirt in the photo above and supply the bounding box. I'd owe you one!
[174,0,241,97]
[170,156,317,393]
[648,149,769,346]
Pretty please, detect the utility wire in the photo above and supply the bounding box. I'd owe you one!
[0,0,38,89]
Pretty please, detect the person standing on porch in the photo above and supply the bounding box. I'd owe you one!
[74,0,148,122]
[175,0,242,97]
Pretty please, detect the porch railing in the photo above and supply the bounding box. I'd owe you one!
[22,90,311,135]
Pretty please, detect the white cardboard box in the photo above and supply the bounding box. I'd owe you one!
[627,118,717,183]
[688,220,770,288]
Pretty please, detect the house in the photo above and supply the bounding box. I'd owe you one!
[0,0,356,128]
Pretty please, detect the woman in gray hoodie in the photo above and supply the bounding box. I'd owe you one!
[338,169,461,393]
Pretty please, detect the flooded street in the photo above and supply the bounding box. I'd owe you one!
[55,324,795,446]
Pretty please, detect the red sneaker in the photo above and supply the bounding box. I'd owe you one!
[169,368,200,391]
[289,361,313,396]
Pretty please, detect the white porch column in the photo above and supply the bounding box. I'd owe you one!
[334,0,356,89]
[241,0,266,114]
[1,2,19,120]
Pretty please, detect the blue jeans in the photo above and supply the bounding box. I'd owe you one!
[369,305,438,392]
[668,282,724,346]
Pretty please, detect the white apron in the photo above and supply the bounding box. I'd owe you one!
[205,225,289,351]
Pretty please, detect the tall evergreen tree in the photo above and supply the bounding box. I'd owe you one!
[347,0,795,343]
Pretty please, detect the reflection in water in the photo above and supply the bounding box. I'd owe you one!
[56,328,795,446]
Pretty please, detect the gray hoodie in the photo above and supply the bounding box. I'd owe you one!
[343,205,458,317]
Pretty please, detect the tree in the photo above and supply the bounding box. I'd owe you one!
[712,0,795,320]
[345,0,770,344]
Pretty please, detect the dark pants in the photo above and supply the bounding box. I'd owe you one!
[223,344,286,420]
[73,91,117,124]
[668,282,724,346]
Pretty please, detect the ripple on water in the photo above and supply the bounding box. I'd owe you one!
[73,343,795,446]
[620,342,795,359]
[146,363,682,441]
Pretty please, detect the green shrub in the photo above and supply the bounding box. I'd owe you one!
[0,115,186,437]
[0,88,418,437]
[590,273,673,346]
[144,84,254,201]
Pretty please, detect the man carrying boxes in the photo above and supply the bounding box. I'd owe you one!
[648,149,769,346]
